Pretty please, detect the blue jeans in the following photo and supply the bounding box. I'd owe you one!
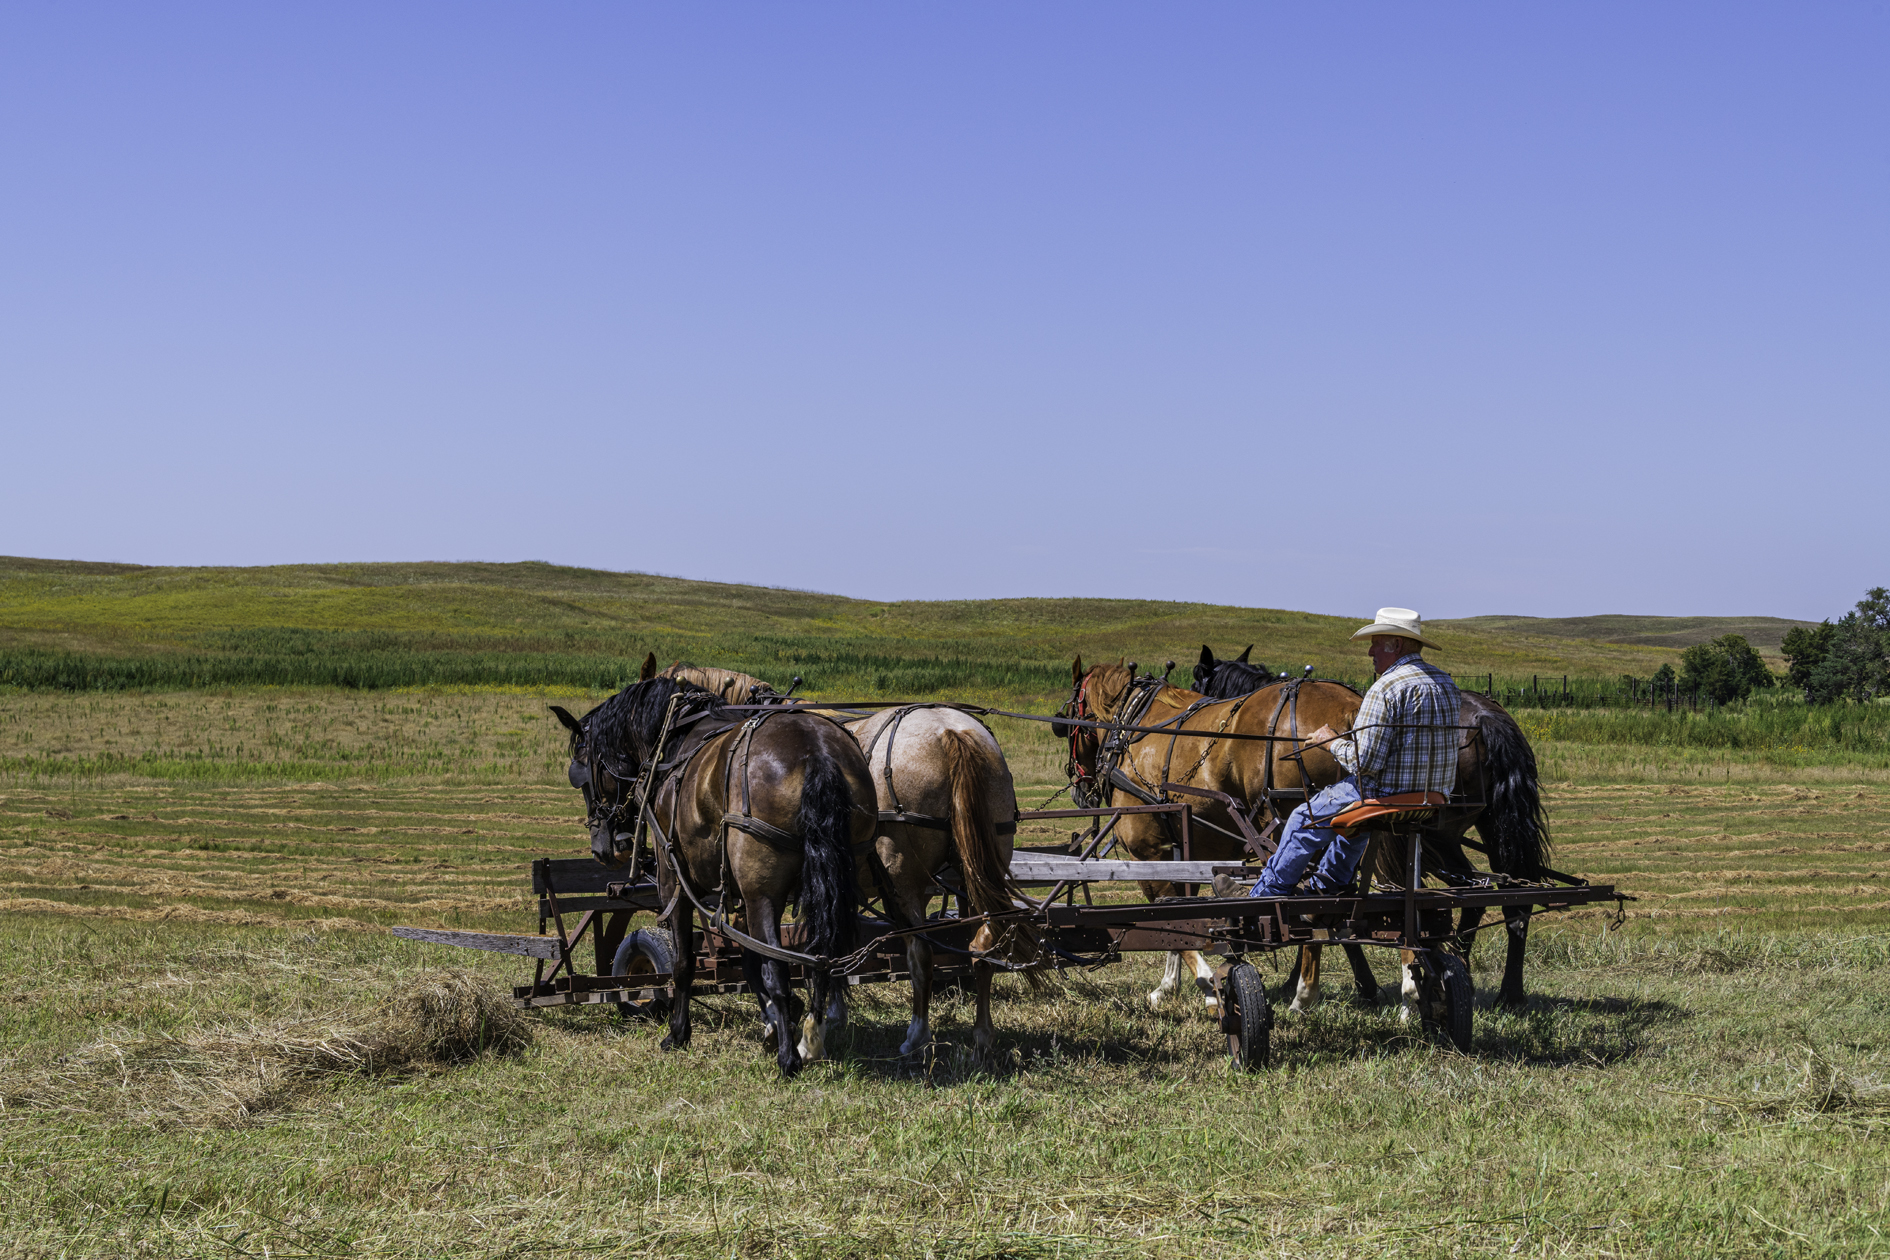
[1250,777,1371,897]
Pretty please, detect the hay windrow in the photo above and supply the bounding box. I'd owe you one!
[0,969,530,1129]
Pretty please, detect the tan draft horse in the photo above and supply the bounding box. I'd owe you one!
[649,657,1031,1061]
[554,677,874,1077]
[1050,657,1362,1011]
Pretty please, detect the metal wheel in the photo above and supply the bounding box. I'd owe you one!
[612,927,675,1021]
[1420,950,1473,1052]
[1221,961,1272,1071]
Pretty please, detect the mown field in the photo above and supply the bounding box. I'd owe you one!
[2,685,1889,1259]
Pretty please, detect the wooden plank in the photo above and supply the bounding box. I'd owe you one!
[392,926,564,960]
[532,858,640,896]
[1008,857,1243,882]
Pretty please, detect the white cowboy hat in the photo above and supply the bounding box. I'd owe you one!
[1350,607,1441,649]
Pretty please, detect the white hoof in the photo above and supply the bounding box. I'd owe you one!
[798,1015,825,1062]
[1287,982,1322,1016]
[1147,989,1167,1009]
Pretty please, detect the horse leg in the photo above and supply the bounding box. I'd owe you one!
[1341,943,1380,1006]
[971,959,997,1064]
[1496,907,1531,1010]
[799,964,832,1065]
[899,934,935,1059]
[1397,949,1421,1023]
[738,895,799,1076]
[661,909,695,1053]
[1455,904,1487,958]
[1290,943,1324,1014]
[1149,951,1187,1009]
[1183,951,1219,1009]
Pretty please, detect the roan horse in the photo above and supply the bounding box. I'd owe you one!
[1051,657,1365,1011]
[1193,644,1552,1010]
[553,676,873,1076]
[642,656,1032,1061]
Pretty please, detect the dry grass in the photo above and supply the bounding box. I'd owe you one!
[0,971,529,1130]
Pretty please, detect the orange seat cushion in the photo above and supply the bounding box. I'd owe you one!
[1323,791,1448,835]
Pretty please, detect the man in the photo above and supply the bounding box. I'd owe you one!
[1248,607,1461,898]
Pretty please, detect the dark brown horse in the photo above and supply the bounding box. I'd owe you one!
[554,677,874,1076]
[1194,645,1552,1009]
[1051,657,1363,1010]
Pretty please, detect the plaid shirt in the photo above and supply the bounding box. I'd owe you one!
[1332,653,1462,796]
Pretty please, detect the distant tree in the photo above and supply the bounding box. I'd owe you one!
[1650,663,1676,696]
[1781,622,1837,691]
[1807,587,1890,704]
[1679,634,1774,705]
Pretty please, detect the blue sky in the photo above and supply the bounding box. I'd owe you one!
[2,3,1883,620]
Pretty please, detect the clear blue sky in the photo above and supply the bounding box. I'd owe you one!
[3,3,1883,620]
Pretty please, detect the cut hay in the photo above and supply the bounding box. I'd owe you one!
[0,970,530,1129]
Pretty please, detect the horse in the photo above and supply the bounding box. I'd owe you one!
[1050,656,1365,1011]
[1193,646,1551,1010]
[551,676,873,1076]
[843,704,1033,1061]
[631,657,1032,1061]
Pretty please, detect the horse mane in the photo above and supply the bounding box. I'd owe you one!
[1195,658,1275,700]
[659,662,777,703]
[580,677,711,776]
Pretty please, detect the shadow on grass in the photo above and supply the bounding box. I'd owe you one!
[1258,983,1684,1070]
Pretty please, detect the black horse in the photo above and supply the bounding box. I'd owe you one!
[1190,644,1272,692]
[552,677,874,1075]
[1194,645,1551,1009]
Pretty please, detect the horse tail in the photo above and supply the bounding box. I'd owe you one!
[794,751,860,960]
[943,729,1007,914]
[1478,708,1551,877]
[944,729,1041,970]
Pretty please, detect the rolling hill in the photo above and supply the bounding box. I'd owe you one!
[0,556,1769,702]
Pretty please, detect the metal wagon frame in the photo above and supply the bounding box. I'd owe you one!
[396,789,1628,1070]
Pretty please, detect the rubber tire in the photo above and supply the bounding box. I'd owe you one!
[1222,961,1272,1072]
[1422,951,1473,1053]
[612,927,676,1021]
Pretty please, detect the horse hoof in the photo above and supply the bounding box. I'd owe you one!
[660,1033,689,1053]
[1146,990,1165,1010]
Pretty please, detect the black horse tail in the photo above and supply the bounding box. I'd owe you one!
[1478,709,1551,877]
[794,751,860,960]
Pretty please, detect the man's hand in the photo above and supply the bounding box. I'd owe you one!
[1300,723,1342,749]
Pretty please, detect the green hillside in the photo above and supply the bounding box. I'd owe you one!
[1,556,1694,702]
[1436,613,1815,653]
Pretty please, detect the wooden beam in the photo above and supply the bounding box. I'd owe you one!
[392,926,564,960]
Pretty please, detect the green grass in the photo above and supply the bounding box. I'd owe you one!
[1,556,1705,702]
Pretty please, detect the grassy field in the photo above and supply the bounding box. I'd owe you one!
[3,556,1734,700]
[2,684,1889,1258]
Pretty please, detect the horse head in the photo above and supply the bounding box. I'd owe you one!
[551,698,643,867]
[1194,646,1272,700]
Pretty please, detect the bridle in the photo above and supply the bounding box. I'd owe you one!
[1055,670,1104,806]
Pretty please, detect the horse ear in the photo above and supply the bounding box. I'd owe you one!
[549,705,582,734]
[1071,656,1085,684]
[639,653,656,681]
[1198,645,1215,668]
[1237,645,1253,663]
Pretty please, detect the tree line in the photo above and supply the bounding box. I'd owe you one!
[1780,587,1890,704]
